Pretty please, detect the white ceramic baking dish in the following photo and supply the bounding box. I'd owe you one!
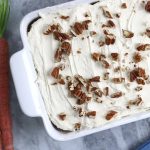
[10,0,150,141]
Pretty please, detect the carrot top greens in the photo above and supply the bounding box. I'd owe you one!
[0,0,10,38]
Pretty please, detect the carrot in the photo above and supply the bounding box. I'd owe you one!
[0,38,13,150]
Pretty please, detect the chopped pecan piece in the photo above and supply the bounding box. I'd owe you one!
[136,78,145,85]
[58,113,66,121]
[122,29,134,38]
[111,53,119,61]
[89,76,100,82]
[75,75,87,87]
[90,31,97,36]
[114,66,121,72]
[53,31,70,41]
[136,44,150,51]
[130,69,138,82]
[103,72,110,80]
[103,87,109,96]
[60,15,70,19]
[74,123,81,131]
[102,6,113,18]
[51,67,59,79]
[54,49,62,62]
[135,86,143,91]
[93,88,103,97]
[107,20,115,28]
[112,78,125,84]
[73,22,83,35]
[111,92,122,98]
[86,111,96,118]
[101,60,110,69]
[106,110,117,120]
[133,52,142,63]
[91,52,101,61]
[146,27,150,37]
[44,24,60,35]
[58,78,65,85]
[61,42,71,55]
[128,97,143,106]
[121,3,127,8]
[115,13,121,18]
[145,1,150,12]
[82,20,91,30]
[137,67,146,78]
[99,41,105,47]
[105,34,116,45]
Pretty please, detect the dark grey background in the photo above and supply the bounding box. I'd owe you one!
[6,0,150,150]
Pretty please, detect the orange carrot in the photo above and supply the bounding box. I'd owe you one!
[0,38,14,150]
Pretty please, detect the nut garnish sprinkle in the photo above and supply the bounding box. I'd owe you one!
[43,24,60,35]
[111,92,122,98]
[111,53,119,61]
[135,86,143,91]
[128,96,143,106]
[102,6,113,18]
[99,41,105,47]
[106,110,117,120]
[54,49,62,62]
[145,27,150,37]
[91,52,101,61]
[136,44,150,51]
[122,29,134,38]
[145,1,150,12]
[89,76,100,82]
[112,78,125,84]
[58,113,66,121]
[53,31,70,41]
[86,111,96,118]
[51,67,60,79]
[60,15,70,19]
[105,34,116,45]
[121,3,127,9]
[103,72,110,80]
[74,123,81,131]
[101,59,110,69]
[133,52,142,63]
[136,78,145,85]
[61,41,72,56]
[103,87,109,96]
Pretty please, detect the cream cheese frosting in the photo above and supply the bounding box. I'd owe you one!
[28,0,150,131]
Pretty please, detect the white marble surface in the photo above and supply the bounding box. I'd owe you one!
[7,0,150,150]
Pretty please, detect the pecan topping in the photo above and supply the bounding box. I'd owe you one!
[106,110,117,120]
[86,111,96,118]
[111,92,122,98]
[58,78,65,85]
[112,78,125,84]
[90,31,97,36]
[51,67,60,79]
[74,123,81,131]
[107,20,115,28]
[89,76,100,82]
[99,41,105,47]
[130,67,146,82]
[121,3,127,8]
[61,42,71,56]
[44,24,60,35]
[128,96,143,106]
[103,87,109,96]
[58,113,66,121]
[114,66,121,72]
[103,72,110,80]
[73,20,91,35]
[146,27,150,37]
[93,88,103,97]
[136,78,145,85]
[102,6,113,18]
[105,34,116,45]
[101,60,110,69]
[54,49,62,62]
[137,44,150,51]
[133,52,142,63]
[135,86,143,91]
[145,1,150,12]
[53,31,70,41]
[111,53,119,61]
[122,29,134,38]
[91,52,101,61]
[60,15,70,19]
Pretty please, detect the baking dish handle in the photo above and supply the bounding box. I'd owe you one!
[10,49,41,117]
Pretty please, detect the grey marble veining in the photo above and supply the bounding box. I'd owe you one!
[6,0,150,150]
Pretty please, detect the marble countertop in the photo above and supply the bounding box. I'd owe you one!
[7,0,150,150]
